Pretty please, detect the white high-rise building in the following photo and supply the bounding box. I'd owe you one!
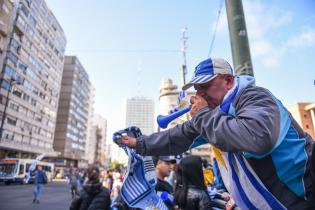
[125,96,154,135]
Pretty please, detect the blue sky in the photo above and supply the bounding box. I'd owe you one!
[45,0,315,136]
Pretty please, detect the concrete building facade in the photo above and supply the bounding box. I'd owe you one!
[0,0,17,67]
[125,96,154,135]
[53,56,92,168]
[0,0,66,159]
[86,114,107,166]
[288,102,315,139]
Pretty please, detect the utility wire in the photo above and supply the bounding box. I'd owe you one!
[208,0,224,58]
[66,49,181,54]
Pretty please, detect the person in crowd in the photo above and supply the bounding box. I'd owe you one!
[118,57,314,209]
[70,165,111,210]
[102,170,113,191]
[154,156,176,195]
[153,156,176,209]
[111,169,123,200]
[174,155,212,210]
[69,169,80,199]
[33,165,47,204]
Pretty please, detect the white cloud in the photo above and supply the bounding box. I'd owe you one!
[243,0,293,67]
[214,0,315,68]
[287,28,315,48]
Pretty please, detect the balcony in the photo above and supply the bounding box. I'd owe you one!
[14,25,24,38]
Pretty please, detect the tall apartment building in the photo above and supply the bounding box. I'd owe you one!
[0,0,66,159]
[159,78,211,162]
[86,114,107,166]
[0,0,17,67]
[287,103,315,139]
[53,56,92,168]
[125,96,154,135]
[85,84,94,162]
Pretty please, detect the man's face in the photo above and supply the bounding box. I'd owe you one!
[194,75,234,108]
[156,160,172,178]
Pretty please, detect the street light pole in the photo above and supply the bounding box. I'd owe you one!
[0,78,20,141]
[225,0,254,77]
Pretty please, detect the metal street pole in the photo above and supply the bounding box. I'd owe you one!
[225,0,254,77]
[0,78,20,141]
[181,27,188,86]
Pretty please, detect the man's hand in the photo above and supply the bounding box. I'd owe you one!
[190,95,208,116]
[118,135,137,148]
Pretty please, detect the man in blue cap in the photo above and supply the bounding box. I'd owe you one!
[119,57,314,209]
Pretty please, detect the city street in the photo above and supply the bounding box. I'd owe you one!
[0,181,72,210]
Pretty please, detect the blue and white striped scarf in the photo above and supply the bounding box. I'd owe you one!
[113,127,168,210]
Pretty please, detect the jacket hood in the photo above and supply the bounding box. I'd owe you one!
[237,75,255,93]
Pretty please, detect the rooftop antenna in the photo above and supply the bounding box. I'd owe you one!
[137,60,142,96]
[181,27,188,86]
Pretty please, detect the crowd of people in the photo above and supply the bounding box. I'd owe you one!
[66,154,232,210]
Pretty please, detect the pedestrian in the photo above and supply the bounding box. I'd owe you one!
[154,156,176,195]
[118,57,314,209]
[70,165,111,210]
[174,155,212,210]
[33,165,47,204]
[69,170,80,199]
[153,156,176,209]
[102,169,113,192]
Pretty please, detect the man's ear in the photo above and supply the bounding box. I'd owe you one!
[225,75,234,89]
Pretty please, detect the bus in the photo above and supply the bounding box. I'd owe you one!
[0,158,54,185]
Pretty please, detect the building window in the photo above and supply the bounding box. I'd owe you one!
[10,38,20,50]
[30,98,36,106]
[26,25,34,37]
[7,117,17,126]
[4,132,14,141]
[1,80,11,90]
[28,14,37,27]
[35,114,42,122]
[3,65,15,77]
[18,62,27,71]
[12,88,22,98]
[19,2,29,18]
[22,93,30,102]
[9,102,19,111]
[306,125,309,129]
[7,52,18,66]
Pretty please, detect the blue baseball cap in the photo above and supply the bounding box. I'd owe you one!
[182,57,233,90]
